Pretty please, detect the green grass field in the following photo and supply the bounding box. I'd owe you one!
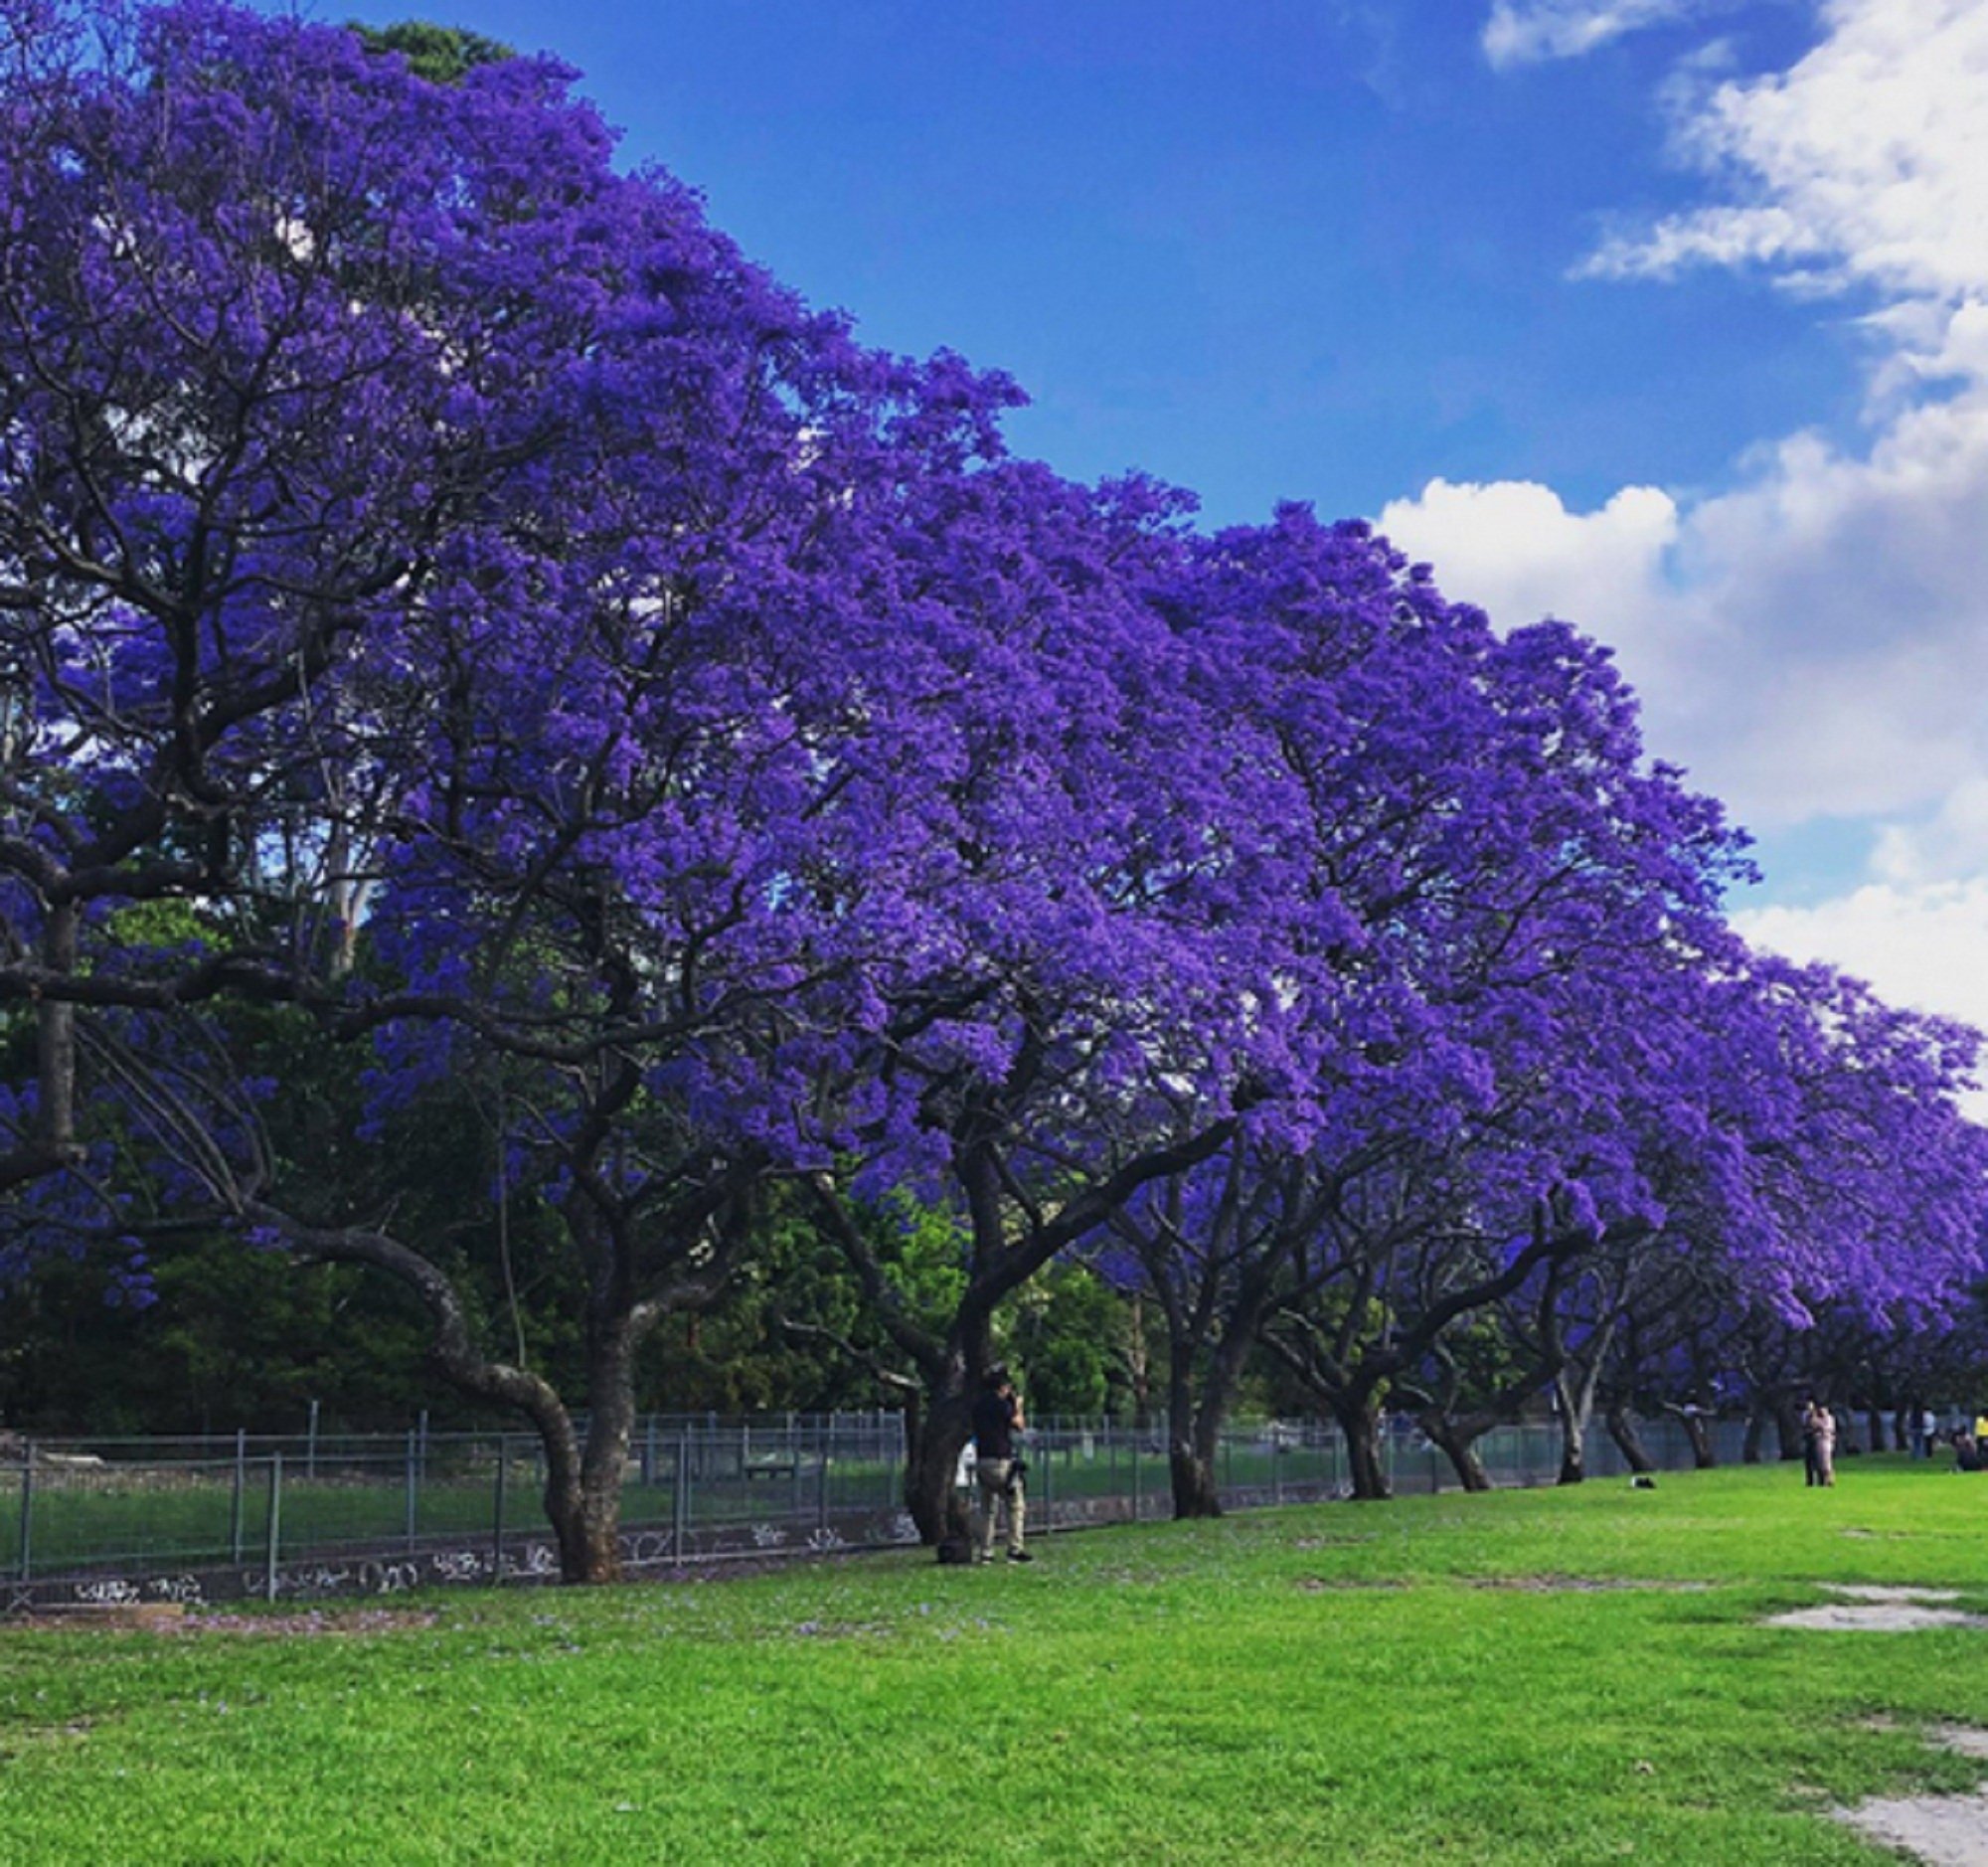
[4,1455,1987,1863]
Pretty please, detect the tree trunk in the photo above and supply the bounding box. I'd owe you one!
[1742,1405,1764,1464]
[1604,1402,1655,1474]
[1676,1410,1715,1469]
[550,1323,640,1585]
[1163,1318,1253,1519]
[252,1201,612,1584]
[1168,1440,1223,1518]
[1123,1294,1153,1429]
[544,1472,621,1585]
[1866,1408,1888,1453]
[1556,1376,1588,1485]
[38,901,81,1161]
[1336,1398,1391,1500]
[904,1383,973,1546]
[1416,1409,1492,1492]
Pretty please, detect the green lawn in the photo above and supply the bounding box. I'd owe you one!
[4,1457,1987,1863]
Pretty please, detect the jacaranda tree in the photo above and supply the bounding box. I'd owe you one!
[6,0,1985,1580]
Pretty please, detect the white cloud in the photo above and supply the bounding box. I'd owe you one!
[1583,0,1988,297]
[1872,780,1988,889]
[1434,5,1988,833]
[1377,475,1679,645]
[1442,1,1988,1047]
[1735,881,1988,1049]
[1482,0,1713,68]
[1378,383,1988,830]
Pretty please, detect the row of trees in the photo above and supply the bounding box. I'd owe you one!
[5,2,1985,1579]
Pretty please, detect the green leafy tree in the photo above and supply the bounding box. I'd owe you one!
[350,20,514,85]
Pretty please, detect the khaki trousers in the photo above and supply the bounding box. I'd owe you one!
[974,1458,1026,1557]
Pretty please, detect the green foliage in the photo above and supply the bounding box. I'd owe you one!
[634,1188,968,1415]
[0,1239,435,1434]
[349,20,515,85]
[1007,1262,1134,1417]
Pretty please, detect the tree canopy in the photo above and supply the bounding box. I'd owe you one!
[4,0,1984,1574]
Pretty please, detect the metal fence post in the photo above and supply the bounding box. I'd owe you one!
[306,1399,319,1482]
[1131,1433,1142,1522]
[405,1429,419,1552]
[673,1431,689,1565]
[264,1452,283,1603]
[17,1442,33,1584]
[1040,1435,1052,1533]
[816,1446,831,1534]
[491,1437,507,1583]
[231,1428,247,1563]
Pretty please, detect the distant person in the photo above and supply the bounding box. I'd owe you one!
[970,1365,1032,1564]
[1813,1403,1837,1486]
[1955,1431,1981,1473]
[1918,1407,1938,1459]
[1801,1398,1825,1487]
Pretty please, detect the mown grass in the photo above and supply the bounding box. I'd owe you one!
[4,1456,1987,1863]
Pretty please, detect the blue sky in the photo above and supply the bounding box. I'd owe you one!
[324,0,1988,1047]
[333,1,1846,519]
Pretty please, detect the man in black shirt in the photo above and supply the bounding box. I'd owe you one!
[970,1365,1032,1563]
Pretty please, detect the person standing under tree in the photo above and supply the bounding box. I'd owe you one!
[971,1365,1033,1563]
[1813,1401,1838,1487]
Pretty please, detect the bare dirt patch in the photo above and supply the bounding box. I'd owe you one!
[5,1603,441,1636]
[1765,1583,1980,1630]
[1766,1604,1988,1630]
[1834,1723,1988,1864]
[170,1608,441,1637]
[1828,1585,1964,1605]
[4,1603,188,1632]
[1765,1584,1988,1632]
[1837,1790,1988,1865]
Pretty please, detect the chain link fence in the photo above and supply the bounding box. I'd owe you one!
[1,1411,1761,1612]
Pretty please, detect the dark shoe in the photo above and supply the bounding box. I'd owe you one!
[1007,1549,1034,1563]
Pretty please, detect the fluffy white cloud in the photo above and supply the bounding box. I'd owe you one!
[1378,382,1988,829]
[1446,0,1988,826]
[1481,0,1712,68]
[1582,0,1988,300]
[1735,882,1988,1057]
[1376,476,1678,645]
[1451,1,1988,1044]
[1872,780,1988,890]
